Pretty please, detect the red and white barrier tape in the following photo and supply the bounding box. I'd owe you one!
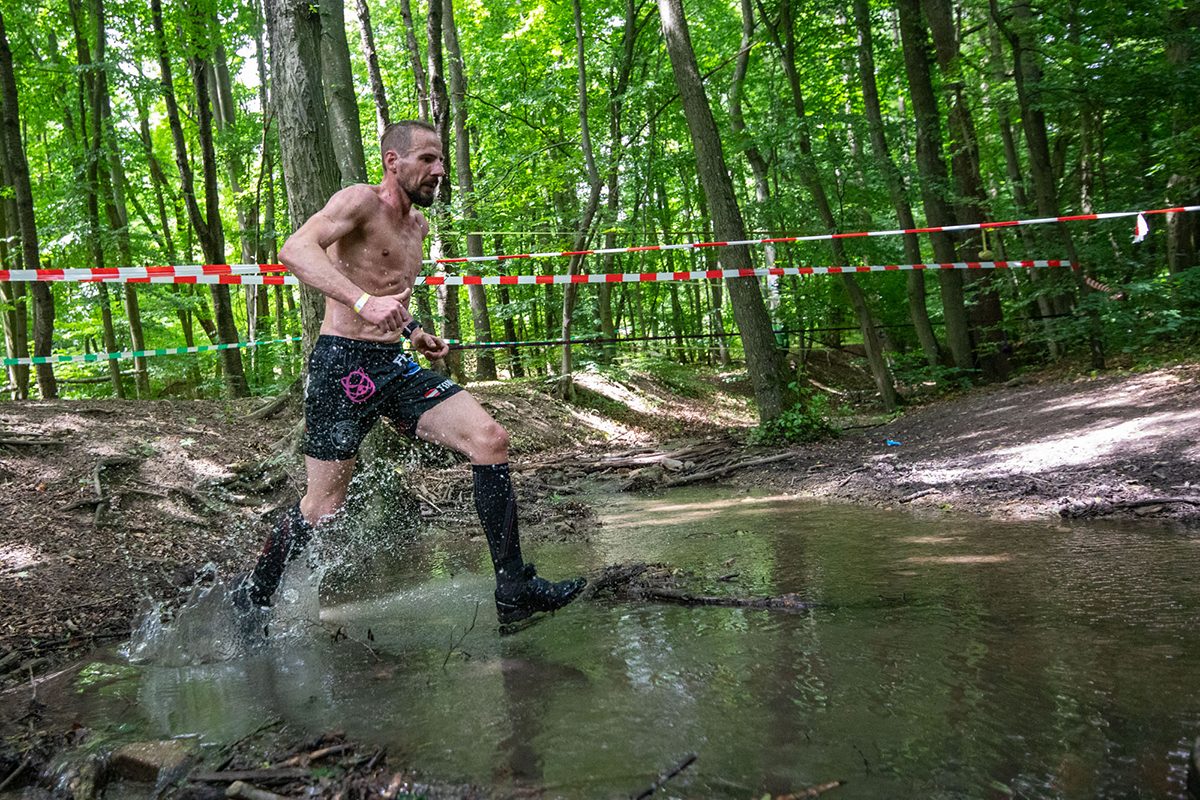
[0,264,284,282]
[0,260,1072,286]
[425,206,1197,266]
[1,205,1190,282]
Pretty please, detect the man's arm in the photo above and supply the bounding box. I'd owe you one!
[279,186,413,333]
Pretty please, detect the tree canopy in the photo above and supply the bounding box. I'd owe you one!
[0,0,1196,413]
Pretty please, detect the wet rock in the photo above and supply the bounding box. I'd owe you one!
[110,740,194,784]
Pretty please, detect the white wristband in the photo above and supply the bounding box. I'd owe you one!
[353,292,371,314]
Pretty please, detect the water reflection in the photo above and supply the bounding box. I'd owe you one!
[46,490,1200,798]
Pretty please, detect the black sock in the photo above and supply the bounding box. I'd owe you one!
[473,463,524,580]
[248,502,314,605]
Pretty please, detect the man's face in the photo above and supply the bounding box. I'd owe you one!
[390,129,445,208]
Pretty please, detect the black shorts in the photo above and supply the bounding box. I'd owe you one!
[303,334,463,461]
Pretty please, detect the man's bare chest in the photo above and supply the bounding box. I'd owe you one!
[332,214,425,294]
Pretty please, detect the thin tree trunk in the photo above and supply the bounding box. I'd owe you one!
[400,0,430,121]
[986,18,1057,358]
[558,0,604,397]
[597,0,642,366]
[923,0,1009,381]
[92,0,150,396]
[0,172,29,397]
[896,0,973,373]
[68,0,124,397]
[993,0,1103,369]
[152,0,249,395]
[444,0,496,381]
[0,9,56,398]
[425,0,458,380]
[761,0,898,409]
[1165,2,1198,274]
[852,0,939,367]
[355,0,390,139]
[657,0,793,423]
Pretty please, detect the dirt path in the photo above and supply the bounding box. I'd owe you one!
[748,362,1200,524]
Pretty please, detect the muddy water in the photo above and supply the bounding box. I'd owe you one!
[45,489,1200,798]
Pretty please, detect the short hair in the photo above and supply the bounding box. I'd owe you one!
[380,120,438,162]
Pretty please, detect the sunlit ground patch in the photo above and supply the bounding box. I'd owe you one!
[1,543,45,572]
[902,553,1013,565]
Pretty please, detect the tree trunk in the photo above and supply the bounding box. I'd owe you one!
[986,17,1058,358]
[444,0,496,381]
[152,0,249,395]
[68,0,124,396]
[657,0,793,423]
[0,9,56,398]
[318,0,368,185]
[93,0,150,396]
[1165,2,1199,274]
[993,0,1103,369]
[400,0,430,121]
[355,0,391,139]
[425,0,459,381]
[762,0,898,410]
[597,0,641,366]
[0,173,29,397]
[851,0,940,368]
[558,0,605,397]
[896,0,973,373]
[264,0,343,356]
[923,0,1009,381]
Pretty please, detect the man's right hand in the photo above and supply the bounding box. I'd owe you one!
[358,288,413,334]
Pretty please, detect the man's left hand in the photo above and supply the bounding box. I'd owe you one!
[412,330,450,360]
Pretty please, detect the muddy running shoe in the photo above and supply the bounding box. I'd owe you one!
[494,563,586,626]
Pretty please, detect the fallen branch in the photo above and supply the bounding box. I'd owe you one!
[191,768,310,784]
[663,452,799,487]
[898,488,939,503]
[248,378,302,421]
[634,587,812,612]
[634,753,697,800]
[0,757,30,792]
[273,743,352,768]
[0,432,69,446]
[777,779,846,799]
[442,602,481,670]
[225,780,290,800]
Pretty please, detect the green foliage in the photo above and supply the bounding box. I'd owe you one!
[889,352,977,394]
[0,0,1196,404]
[749,385,835,445]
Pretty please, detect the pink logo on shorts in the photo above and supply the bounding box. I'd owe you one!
[340,368,376,404]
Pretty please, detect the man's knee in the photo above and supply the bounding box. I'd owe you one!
[475,420,509,461]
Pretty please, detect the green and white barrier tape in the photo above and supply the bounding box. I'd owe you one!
[3,336,302,366]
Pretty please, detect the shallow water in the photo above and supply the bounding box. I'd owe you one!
[38,489,1200,798]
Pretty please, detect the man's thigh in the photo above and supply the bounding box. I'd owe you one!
[412,391,499,455]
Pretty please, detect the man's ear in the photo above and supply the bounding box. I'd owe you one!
[383,149,398,172]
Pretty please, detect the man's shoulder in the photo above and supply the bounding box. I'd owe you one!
[331,183,382,209]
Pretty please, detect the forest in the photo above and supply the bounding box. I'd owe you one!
[0,0,1196,424]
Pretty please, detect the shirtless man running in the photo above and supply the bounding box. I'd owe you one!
[238,120,585,628]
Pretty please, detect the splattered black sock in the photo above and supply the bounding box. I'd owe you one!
[473,463,524,581]
[247,502,314,606]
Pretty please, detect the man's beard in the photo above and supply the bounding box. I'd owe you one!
[406,182,437,208]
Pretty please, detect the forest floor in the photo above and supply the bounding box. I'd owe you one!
[1,351,1198,797]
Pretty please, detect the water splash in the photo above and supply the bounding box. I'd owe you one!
[124,559,324,667]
